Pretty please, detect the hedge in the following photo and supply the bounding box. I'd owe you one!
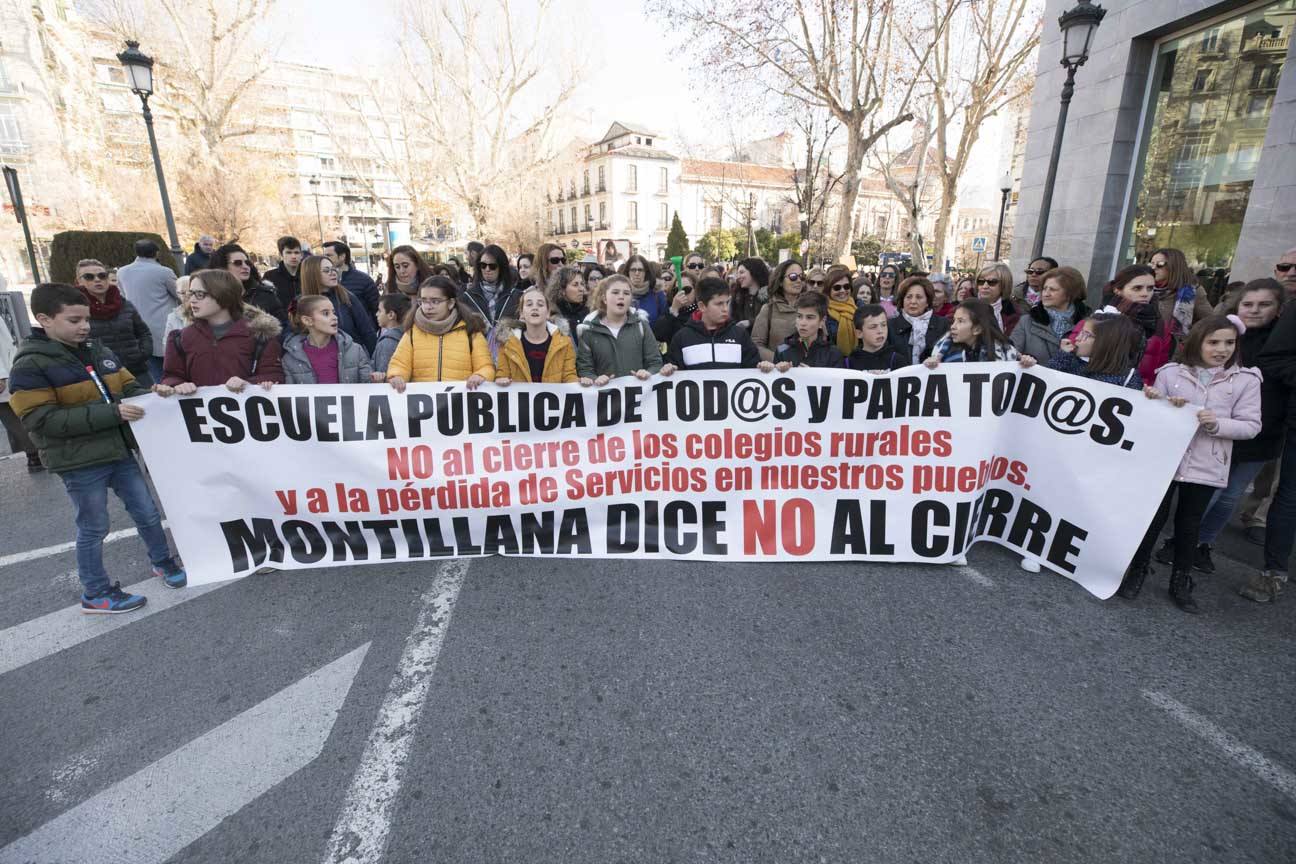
[48,231,180,283]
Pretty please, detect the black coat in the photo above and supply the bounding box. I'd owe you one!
[667,317,760,370]
[847,344,908,372]
[88,301,153,377]
[887,313,950,363]
[775,333,844,368]
[463,283,523,327]
[265,264,301,311]
[244,281,287,326]
[1258,305,1296,440]
[183,243,210,275]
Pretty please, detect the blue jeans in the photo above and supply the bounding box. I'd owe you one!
[1265,429,1296,575]
[60,456,172,597]
[1198,460,1268,546]
[146,356,165,386]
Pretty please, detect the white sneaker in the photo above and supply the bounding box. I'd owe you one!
[952,556,968,567]
[1020,558,1041,573]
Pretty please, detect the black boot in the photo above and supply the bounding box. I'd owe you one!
[1169,568,1200,614]
[1154,538,1175,565]
[1117,562,1150,600]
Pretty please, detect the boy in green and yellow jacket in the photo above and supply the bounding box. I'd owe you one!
[9,283,186,613]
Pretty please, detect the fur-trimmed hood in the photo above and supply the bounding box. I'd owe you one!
[243,304,284,341]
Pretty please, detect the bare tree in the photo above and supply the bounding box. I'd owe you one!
[923,0,1041,266]
[652,0,956,260]
[869,109,941,263]
[789,109,844,256]
[397,0,583,238]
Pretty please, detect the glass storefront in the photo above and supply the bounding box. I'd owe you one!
[1123,0,1293,274]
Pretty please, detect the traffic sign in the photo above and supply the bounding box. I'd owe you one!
[971,236,987,253]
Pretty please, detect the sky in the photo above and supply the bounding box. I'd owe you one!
[271,0,1013,211]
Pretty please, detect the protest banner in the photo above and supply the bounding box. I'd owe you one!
[126,365,1199,598]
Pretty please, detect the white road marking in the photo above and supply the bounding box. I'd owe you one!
[0,522,170,569]
[0,643,371,864]
[0,577,227,676]
[963,566,995,588]
[1143,689,1296,801]
[322,560,469,864]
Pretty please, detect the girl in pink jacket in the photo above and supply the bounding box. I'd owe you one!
[1116,314,1261,613]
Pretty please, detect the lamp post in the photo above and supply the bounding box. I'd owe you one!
[2,166,41,283]
[308,176,324,246]
[1030,0,1105,260]
[116,41,182,265]
[994,171,1012,260]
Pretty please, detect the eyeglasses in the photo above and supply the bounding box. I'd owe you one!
[976,278,1000,286]
[1151,261,1168,269]
[230,259,251,268]
[548,256,564,265]
[787,272,801,281]
[189,289,209,300]
[809,279,824,287]
[686,262,704,270]
[628,267,645,273]
[1276,263,1295,273]
[418,297,448,306]
[480,261,499,270]
[79,272,109,282]
[831,282,851,292]
[1024,268,1047,276]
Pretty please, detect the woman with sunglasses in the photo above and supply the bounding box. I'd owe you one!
[619,255,668,324]
[683,252,706,275]
[974,263,1021,337]
[1012,256,1057,307]
[385,245,432,297]
[804,268,827,294]
[463,243,523,332]
[299,255,378,352]
[876,265,901,318]
[824,265,859,355]
[1149,247,1212,340]
[533,243,567,298]
[209,243,287,326]
[74,259,155,386]
[753,260,805,361]
[547,266,590,343]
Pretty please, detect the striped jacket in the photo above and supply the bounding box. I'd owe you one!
[8,329,146,473]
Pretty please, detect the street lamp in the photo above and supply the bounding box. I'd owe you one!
[994,171,1012,260]
[116,41,183,265]
[1030,0,1106,260]
[308,176,324,246]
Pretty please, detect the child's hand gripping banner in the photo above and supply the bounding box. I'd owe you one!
[126,365,1198,598]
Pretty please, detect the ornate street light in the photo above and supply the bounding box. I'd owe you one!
[116,41,183,264]
[1030,0,1106,260]
[994,171,1013,260]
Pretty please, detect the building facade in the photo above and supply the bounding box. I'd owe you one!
[1011,0,1294,288]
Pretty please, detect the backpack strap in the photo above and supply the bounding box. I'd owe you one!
[168,329,186,366]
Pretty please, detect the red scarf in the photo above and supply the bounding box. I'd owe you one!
[80,284,124,320]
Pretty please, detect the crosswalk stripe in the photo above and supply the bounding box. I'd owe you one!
[0,643,371,864]
[322,559,469,864]
[0,577,226,677]
[0,522,170,569]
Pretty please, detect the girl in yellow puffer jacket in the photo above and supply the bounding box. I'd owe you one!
[387,276,495,392]
[495,287,578,384]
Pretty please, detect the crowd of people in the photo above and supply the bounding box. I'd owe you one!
[1,234,1293,619]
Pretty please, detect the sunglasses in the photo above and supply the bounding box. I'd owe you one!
[686,262,704,270]
[1151,261,1168,269]
[1024,268,1047,276]
[831,282,851,292]
[548,256,564,264]
[79,272,109,282]
[976,278,1000,286]
[480,261,499,270]
[230,259,250,268]
[1277,263,1295,273]
[808,279,824,287]
[629,267,645,273]
[787,272,802,281]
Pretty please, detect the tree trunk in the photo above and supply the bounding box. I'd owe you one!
[833,128,865,262]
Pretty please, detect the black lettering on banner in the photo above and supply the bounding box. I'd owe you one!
[964,373,989,417]
[407,394,435,436]
[911,501,950,557]
[520,512,556,554]
[283,520,328,563]
[557,509,592,554]
[1091,397,1131,447]
[484,515,520,555]
[221,518,284,571]
[1010,373,1047,418]
[323,521,368,562]
[208,397,243,444]
[245,396,279,442]
[180,398,212,443]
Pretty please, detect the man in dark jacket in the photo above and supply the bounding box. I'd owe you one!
[9,282,186,612]
[667,277,760,370]
[323,241,379,316]
[183,235,215,275]
[264,235,304,310]
[1243,301,1296,602]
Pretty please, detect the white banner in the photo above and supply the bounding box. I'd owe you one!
[126,365,1198,598]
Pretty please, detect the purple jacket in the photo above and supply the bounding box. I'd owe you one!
[1152,362,1262,488]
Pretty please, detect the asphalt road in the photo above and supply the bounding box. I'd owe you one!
[1,452,1294,864]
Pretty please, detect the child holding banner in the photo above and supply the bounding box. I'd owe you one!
[1118,315,1261,612]
[576,275,664,385]
[281,296,374,384]
[371,293,411,381]
[9,283,187,612]
[924,300,1020,367]
[846,305,907,372]
[1020,313,1144,390]
[496,287,578,385]
[157,269,284,394]
[667,277,760,371]
[772,293,844,369]
[386,276,495,392]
